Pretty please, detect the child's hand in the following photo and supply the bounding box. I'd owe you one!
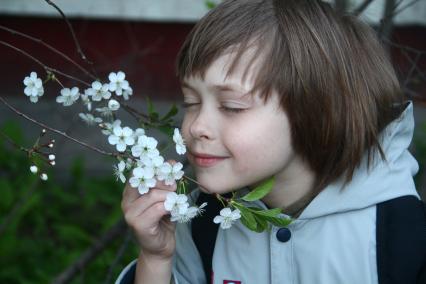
[122,179,177,261]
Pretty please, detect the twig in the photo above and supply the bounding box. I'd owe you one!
[0,25,96,80]
[119,101,150,121]
[402,53,421,88]
[353,0,375,16]
[44,0,92,65]
[0,96,118,158]
[0,40,90,87]
[183,174,213,194]
[51,219,128,284]
[392,0,421,17]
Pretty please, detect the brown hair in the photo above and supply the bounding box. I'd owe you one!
[176,0,404,192]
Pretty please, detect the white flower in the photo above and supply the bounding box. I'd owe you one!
[101,119,121,135]
[56,87,80,106]
[173,128,186,155]
[137,154,164,170]
[40,173,48,181]
[30,165,38,174]
[80,93,92,111]
[131,135,159,158]
[48,154,55,161]
[113,161,126,183]
[79,113,103,126]
[129,166,156,194]
[108,71,130,96]
[122,86,133,100]
[157,162,184,185]
[165,193,207,223]
[133,128,145,141]
[108,126,135,152]
[172,202,207,223]
[164,192,189,215]
[95,107,113,118]
[108,99,120,111]
[213,208,241,229]
[85,81,111,101]
[23,72,44,103]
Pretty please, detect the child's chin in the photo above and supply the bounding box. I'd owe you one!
[195,179,241,195]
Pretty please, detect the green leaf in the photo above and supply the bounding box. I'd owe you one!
[158,124,174,137]
[264,215,292,227]
[232,203,258,231]
[161,104,178,121]
[242,176,275,202]
[247,206,292,228]
[205,0,217,9]
[146,97,155,115]
[248,207,282,217]
[252,214,269,232]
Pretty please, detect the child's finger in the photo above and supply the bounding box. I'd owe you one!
[155,180,177,191]
[133,201,171,232]
[125,189,171,218]
[122,182,140,206]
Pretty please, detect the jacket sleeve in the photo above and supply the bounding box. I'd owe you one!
[115,222,206,284]
[376,196,426,284]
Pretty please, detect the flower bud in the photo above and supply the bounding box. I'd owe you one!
[48,143,54,148]
[50,161,56,166]
[30,165,38,174]
[108,99,120,111]
[49,154,55,161]
[40,173,48,181]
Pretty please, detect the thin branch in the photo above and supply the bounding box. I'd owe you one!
[379,0,396,41]
[0,96,118,158]
[0,25,96,80]
[353,0,375,16]
[119,101,150,121]
[51,219,128,284]
[402,53,421,88]
[183,174,213,194]
[44,0,92,65]
[392,0,420,17]
[0,40,90,87]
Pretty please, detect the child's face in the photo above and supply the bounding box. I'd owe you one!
[181,52,298,194]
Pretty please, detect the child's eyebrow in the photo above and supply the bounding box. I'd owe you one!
[210,83,248,95]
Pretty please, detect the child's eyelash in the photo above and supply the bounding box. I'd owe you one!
[182,102,199,108]
[182,103,246,114]
[220,106,246,113]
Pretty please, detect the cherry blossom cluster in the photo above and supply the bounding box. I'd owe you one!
[24,71,212,224]
[164,192,207,223]
[20,71,265,230]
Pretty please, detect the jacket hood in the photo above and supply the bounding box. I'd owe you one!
[299,101,419,220]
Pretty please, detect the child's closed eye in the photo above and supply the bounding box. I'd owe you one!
[182,102,200,109]
[219,106,247,113]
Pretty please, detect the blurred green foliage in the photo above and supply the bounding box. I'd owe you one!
[0,121,138,284]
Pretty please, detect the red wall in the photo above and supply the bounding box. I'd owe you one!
[0,16,193,100]
[0,15,425,102]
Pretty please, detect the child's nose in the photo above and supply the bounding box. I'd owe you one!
[189,109,214,140]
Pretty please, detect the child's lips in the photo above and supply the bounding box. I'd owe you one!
[189,152,228,167]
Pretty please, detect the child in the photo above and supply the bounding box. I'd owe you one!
[117,0,426,283]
